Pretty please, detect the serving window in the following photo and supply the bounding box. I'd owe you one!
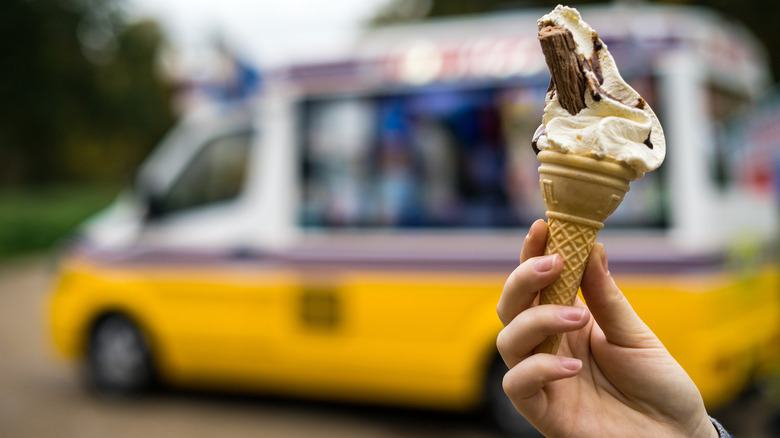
[298,81,667,230]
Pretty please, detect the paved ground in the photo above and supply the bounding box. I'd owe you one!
[1,254,779,437]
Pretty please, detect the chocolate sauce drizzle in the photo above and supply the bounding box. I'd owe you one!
[581,36,624,105]
[589,36,604,85]
[534,29,655,153]
[532,126,545,155]
[643,132,654,149]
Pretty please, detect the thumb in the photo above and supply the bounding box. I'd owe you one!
[580,243,659,348]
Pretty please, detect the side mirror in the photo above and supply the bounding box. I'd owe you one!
[134,173,167,222]
[139,189,166,222]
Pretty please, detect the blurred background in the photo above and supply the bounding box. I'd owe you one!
[3,0,780,436]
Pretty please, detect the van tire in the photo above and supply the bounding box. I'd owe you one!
[87,314,155,396]
[484,356,543,437]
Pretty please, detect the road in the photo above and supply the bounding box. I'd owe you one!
[1,254,778,437]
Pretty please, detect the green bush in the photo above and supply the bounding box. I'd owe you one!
[0,185,120,258]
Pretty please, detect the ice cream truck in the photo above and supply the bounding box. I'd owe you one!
[48,4,779,436]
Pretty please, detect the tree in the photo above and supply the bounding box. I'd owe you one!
[0,0,174,186]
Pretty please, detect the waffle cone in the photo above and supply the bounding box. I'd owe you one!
[533,151,639,355]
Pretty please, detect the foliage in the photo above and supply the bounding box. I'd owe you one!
[0,184,120,258]
[0,0,174,187]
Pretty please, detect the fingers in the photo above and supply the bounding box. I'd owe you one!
[502,353,581,418]
[580,243,659,348]
[495,220,586,425]
[497,304,589,368]
[497,220,558,326]
[497,253,562,326]
[520,219,548,263]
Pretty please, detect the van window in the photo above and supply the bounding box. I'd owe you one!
[159,131,251,215]
[707,83,752,191]
[299,86,545,229]
[299,82,668,229]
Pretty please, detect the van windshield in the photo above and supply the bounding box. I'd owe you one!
[298,82,667,230]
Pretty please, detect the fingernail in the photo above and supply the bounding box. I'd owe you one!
[533,254,556,272]
[560,306,586,322]
[599,245,609,274]
[526,224,536,238]
[560,357,582,371]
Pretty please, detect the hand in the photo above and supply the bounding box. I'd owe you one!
[496,220,717,438]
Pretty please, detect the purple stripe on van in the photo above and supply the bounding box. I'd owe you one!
[70,237,733,275]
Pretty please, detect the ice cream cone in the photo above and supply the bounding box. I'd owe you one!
[533,150,639,355]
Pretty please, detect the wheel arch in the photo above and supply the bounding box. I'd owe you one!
[82,306,161,371]
[84,307,162,394]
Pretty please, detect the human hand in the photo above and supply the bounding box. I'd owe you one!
[496,220,717,438]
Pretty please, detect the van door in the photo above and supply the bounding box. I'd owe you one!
[133,124,282,380]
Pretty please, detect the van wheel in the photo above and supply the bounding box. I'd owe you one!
[484,356,543,437]
[87,314,155,396]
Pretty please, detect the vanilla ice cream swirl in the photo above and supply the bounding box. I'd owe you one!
[532,6,665,177]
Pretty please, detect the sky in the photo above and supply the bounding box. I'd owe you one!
[127,0,391,70]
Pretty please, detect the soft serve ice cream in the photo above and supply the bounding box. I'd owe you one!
[529,5,666,355]
[532,5,665,177]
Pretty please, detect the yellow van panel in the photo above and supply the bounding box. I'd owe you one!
[49,253,780,411]
[49,257,505,409]
[616,265,780,407]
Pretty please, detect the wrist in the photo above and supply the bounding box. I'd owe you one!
[684,413,721,438]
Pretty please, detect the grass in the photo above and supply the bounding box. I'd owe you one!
[0,184,122,258]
